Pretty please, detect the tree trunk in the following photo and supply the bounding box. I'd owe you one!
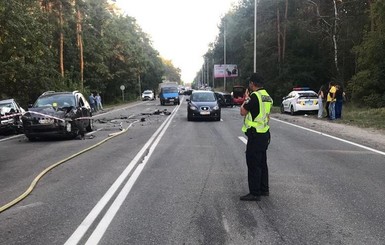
[76,6,84,91]
[368,0,375,32]
[282,0,288,62]
[59,2,64,77]
[332,0,339,72]
[277,4,281,64]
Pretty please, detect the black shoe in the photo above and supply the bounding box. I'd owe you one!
[240,193,261,201]
[260,191,269,196]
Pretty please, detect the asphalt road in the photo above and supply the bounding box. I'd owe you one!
[0,97,384,245]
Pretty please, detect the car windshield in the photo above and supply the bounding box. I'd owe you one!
[298,92,317,98]
[0,102,14,109]
[162,87,178,93]
[191,93,216,102]
[34,94,76,108]
[143,91,152,94]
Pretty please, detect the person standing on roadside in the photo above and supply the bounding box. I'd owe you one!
[89,93,96,112]
[317,85,325,118]
[335,85,345,119]
[240,73,273,201]
[95,93,103,111]
[327,81,337,120]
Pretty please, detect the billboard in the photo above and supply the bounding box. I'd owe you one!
[214,64,238,78]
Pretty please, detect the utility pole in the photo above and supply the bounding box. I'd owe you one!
[212,58,215,89]
[224,19,227,91]
[206,58,209,88]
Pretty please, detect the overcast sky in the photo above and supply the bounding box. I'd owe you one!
[115,0,237,84]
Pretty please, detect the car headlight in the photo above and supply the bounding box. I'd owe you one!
[175,97,179,99]
[213,105,219,110]
[190,106,197,110]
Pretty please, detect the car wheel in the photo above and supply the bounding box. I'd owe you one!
[280,104,285,114]
[290,106,295,116]
[187,112,193,121]
[177,101,180,105]
[86,119,93,132]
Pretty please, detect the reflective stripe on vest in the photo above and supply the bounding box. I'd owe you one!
[242,90,273,133]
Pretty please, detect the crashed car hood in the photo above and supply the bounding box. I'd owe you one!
[24,107,70,119]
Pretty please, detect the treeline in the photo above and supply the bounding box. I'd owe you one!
[0,0,181,106]
[199,0,385,108]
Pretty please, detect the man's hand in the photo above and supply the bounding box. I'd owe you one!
[244,89,250,99]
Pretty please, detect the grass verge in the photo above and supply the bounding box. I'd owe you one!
[271,104,385,130]
[338,104,385,130]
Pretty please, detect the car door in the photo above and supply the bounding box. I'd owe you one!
[78,94,91,129]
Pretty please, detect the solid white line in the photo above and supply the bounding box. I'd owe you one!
[64,106,179,245]
[271,117,385,156]
[0,135,23,142]
[85,101,182,245]
[238,136,247,145]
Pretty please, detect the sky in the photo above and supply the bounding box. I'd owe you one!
[115,0,238,84]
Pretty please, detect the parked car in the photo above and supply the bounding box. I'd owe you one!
[215,91,234,107]
[280,88,319,115]
[0,99,25,134]
[22,91,93,140]
[186,90,221,121]
[141,90,155,100]
[232,85,246,105]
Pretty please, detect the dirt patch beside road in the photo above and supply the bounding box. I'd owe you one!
[271,113,385,153]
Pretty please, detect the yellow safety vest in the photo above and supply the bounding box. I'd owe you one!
[242,89,273,133]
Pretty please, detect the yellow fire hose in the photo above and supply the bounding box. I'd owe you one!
[0,123,135,214]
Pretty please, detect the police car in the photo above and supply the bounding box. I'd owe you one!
[280,88,319,115]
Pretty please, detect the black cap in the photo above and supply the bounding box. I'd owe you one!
[249,73,264,86]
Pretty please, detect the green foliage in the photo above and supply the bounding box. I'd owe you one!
[349,1,385,108]
[0,0,178,106]
[198,0,380,107]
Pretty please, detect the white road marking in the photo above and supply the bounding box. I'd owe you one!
[238,136,247,145]
[0,135,23,142]
[271,117,385,156]
[65,101,183,245]
[85,101,182,245]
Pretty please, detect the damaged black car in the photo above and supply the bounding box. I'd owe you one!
[22,91,93,140]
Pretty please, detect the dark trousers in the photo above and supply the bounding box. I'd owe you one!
[335,99,343,118]
[245,131,269,195]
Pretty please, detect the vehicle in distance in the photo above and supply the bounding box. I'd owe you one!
[0,99,25,134]
[141,90,155,101]
[186,90,221,121]
[159,82,180,105]
[215,91,234,107]
[232,85,246,105]
[281,88,319,115]
[22,91,93,140]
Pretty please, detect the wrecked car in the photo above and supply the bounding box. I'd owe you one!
[0,99,25,134]
[22,91,93,140]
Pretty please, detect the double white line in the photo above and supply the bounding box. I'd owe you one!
[65,102,182,245]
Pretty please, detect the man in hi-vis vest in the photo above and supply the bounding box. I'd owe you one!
[240,73,273,201]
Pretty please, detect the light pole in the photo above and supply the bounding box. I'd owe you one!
[254,0,258,73]
[138,74,141,99]
[224,18,227,91]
